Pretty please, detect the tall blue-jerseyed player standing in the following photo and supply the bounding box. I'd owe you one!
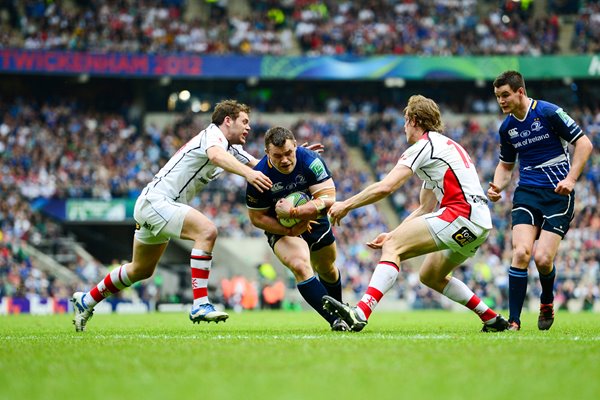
[488,71,593,331]
[246,126,348,331]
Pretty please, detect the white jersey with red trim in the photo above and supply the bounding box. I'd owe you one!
[396,131,492,229]
[140,123,254,204]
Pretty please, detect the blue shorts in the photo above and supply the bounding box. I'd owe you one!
[266,216,335,252]
[511,185,574,238]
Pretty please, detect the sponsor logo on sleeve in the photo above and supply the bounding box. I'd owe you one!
[309,159,327,180]
[556,108,574,127]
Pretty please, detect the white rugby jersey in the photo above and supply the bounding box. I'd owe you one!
[140,123,254,204]
[396,131,492,229]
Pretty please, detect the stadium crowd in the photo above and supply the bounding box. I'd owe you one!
[0,0,597,55]
[1,95,599,312]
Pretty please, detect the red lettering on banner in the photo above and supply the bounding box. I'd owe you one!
[1,49,10,68]
[14,51,37,70]
[2,50,203,76]
[114,55,130,73]
[164,56,181,74]
[72,53,83,72]
[154,56,164,75]
[188,57,202,75]
[130,56,149,73]
[93,55,107,72]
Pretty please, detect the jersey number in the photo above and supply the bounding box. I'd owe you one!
[447,139,472,168]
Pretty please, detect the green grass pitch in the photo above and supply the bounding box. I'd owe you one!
[1,310,599,400]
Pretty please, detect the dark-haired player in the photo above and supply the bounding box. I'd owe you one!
[489,70,593,331]
[246,126,347,330]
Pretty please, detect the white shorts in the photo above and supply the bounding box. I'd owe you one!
[133,194,191,245]
[424,209,489,258]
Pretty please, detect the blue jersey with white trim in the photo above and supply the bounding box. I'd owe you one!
[498,99,583,188]
[246,146,332,218]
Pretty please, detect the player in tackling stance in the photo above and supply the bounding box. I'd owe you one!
[489,71,593,331]
[246,127,348,331]
[323,95,509,332]
[70,100,273,331]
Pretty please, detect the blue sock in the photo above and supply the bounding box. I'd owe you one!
[319,270,342,302]
[297,276,336,324]
[539,265,556,305]
[508,266,528,324]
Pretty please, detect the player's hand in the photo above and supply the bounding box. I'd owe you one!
[246,170,272,193]
[487,182,502,202]
[366,232,389,249]
[305,220,319,233]
[275,197,293,218]
[289,219,317,236]
[300,142,324,153]
[554,177,576,196]
[328,201,349,226]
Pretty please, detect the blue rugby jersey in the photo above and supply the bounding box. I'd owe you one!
[498,99,584,188]
[246,146,332,218]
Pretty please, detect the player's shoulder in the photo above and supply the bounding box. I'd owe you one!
[498,115,513,134]
[253,155,269,172]
[295,145,316,159]
[531,99,560,117]
[204,123,224,136]
[296,146,323,166]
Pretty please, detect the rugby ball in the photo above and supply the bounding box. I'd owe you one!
[278,191,310,228]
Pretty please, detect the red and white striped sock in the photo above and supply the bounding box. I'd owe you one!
[87,265,132,307]
[442,277,497,322]
[191,249,212,308]
[357,261,399,320]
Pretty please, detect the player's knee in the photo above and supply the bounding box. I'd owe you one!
[287,260,312,281]
[191,223,218,244]
[533,252,553,270]
[512,245,531,265]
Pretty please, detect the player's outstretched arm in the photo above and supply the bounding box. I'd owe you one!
[207,146,272,192]
[487,161,514,202]
[328,164,412,225]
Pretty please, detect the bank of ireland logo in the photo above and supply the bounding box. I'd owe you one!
[519,130,531,138]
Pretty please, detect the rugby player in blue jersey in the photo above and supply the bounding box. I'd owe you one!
[246,126,348,331]
[489,71,593,331]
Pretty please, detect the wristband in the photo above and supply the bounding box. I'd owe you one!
[311,198,326,212]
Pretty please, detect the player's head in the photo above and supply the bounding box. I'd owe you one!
[212,100,251,145]
[403,95,443,143]
[493,70,526,93]
[493,71,527,115]
[264,126,297,174]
